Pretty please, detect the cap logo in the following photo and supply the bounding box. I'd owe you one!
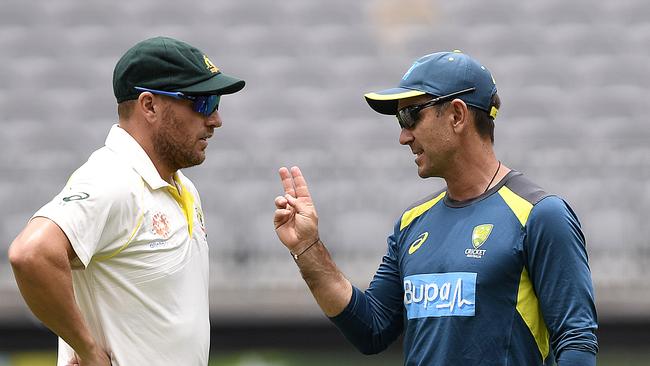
[402,60,423,81]
[203,55,219,74]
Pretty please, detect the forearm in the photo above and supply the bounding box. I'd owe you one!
[12,254,97,355]
[293,239,353,317]
[329,286,402,355]
[9,227,99,358]
[330,234,405,354]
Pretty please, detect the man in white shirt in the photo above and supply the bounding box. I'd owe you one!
[8,36,245,366]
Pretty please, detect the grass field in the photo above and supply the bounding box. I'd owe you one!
[2,349,650,366]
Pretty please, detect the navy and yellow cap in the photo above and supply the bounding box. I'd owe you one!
[113,36,245,103]
[365,50,498,118]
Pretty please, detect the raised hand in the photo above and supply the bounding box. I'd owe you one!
[273,166,319,253]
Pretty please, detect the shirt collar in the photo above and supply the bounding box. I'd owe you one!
[104,124,170,190]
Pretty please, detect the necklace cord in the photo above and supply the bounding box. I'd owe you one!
[484,160,501,193]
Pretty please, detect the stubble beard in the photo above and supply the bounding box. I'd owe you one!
[153,107,205,171]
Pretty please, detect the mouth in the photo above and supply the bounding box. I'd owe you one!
[412,149,423,164]
[198,134,212,149]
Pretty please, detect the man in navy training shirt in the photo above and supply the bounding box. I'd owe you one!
[272,50,598,365]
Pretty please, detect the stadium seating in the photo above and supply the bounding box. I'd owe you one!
[0,0,649,322]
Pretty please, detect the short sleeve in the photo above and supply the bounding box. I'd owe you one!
[34,161,141,267]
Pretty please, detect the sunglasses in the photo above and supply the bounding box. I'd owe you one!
[396,87,476,129]
[134,86,220,117]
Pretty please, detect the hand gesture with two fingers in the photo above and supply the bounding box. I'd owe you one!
[273,166,319,254]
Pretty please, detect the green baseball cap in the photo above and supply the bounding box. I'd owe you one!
[113,36,245,103]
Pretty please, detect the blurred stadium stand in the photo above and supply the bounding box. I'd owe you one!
[1,0,649,356]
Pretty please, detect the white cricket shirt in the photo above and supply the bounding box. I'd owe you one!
[34,125,210,366]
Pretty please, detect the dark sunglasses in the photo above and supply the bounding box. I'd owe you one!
[134,86,220,117]
[396,87,476,129]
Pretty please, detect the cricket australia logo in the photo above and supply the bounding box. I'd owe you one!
[465,224,493,259]
[152,212,170,238]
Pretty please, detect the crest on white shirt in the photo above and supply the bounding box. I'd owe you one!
[152,212,170,238]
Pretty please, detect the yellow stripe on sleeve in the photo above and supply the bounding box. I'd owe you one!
[94,179,146,262]
[497,186,533,227]
[516,268,550,360]
[400,191,446,231]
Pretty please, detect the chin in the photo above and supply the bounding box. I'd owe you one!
[180,155,206,169]
[416,167,436,179]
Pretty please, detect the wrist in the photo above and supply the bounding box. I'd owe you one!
[290,237,321,260]
[69,332,99,359]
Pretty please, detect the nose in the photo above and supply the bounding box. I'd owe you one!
[399,127,414,146]
[207,110,222,128]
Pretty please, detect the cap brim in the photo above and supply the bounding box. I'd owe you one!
[177,72,246,95]
[364,88,426,115]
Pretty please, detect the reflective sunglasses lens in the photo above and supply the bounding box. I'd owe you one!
[397,108,415,129]
[205,95,220,115]
[192,95,220,116]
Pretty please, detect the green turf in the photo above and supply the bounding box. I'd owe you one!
[209,350,401,366]
[3,349,650,365]
[595,349,650,366]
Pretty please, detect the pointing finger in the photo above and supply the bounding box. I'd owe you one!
[290,166,312,200]
[279,167,296,197]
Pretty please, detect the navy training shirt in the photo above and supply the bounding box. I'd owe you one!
[330,171,598,365]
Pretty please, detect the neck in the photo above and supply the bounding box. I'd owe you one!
[443,149,509,202]
[149,155,176,185]
[119,122,176,185]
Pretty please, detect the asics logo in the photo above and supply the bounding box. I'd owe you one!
[408,232,429,255]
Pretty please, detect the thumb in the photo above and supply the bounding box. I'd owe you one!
[285,194,311,215]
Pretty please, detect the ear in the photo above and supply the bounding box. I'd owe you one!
[449,99,470,134]
[136,92,161,125]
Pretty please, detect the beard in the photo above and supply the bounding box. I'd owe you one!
[153,107,206,171]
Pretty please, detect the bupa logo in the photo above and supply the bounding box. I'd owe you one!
[403,272,476,319]
[465,224,493,259]
[408,232,429,255]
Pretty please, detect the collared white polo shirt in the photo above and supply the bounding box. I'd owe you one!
[35,125,210,366]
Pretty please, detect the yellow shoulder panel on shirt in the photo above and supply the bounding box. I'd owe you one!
[400,191,446,231]
[498,186,533,227]
[516,268,550,360]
